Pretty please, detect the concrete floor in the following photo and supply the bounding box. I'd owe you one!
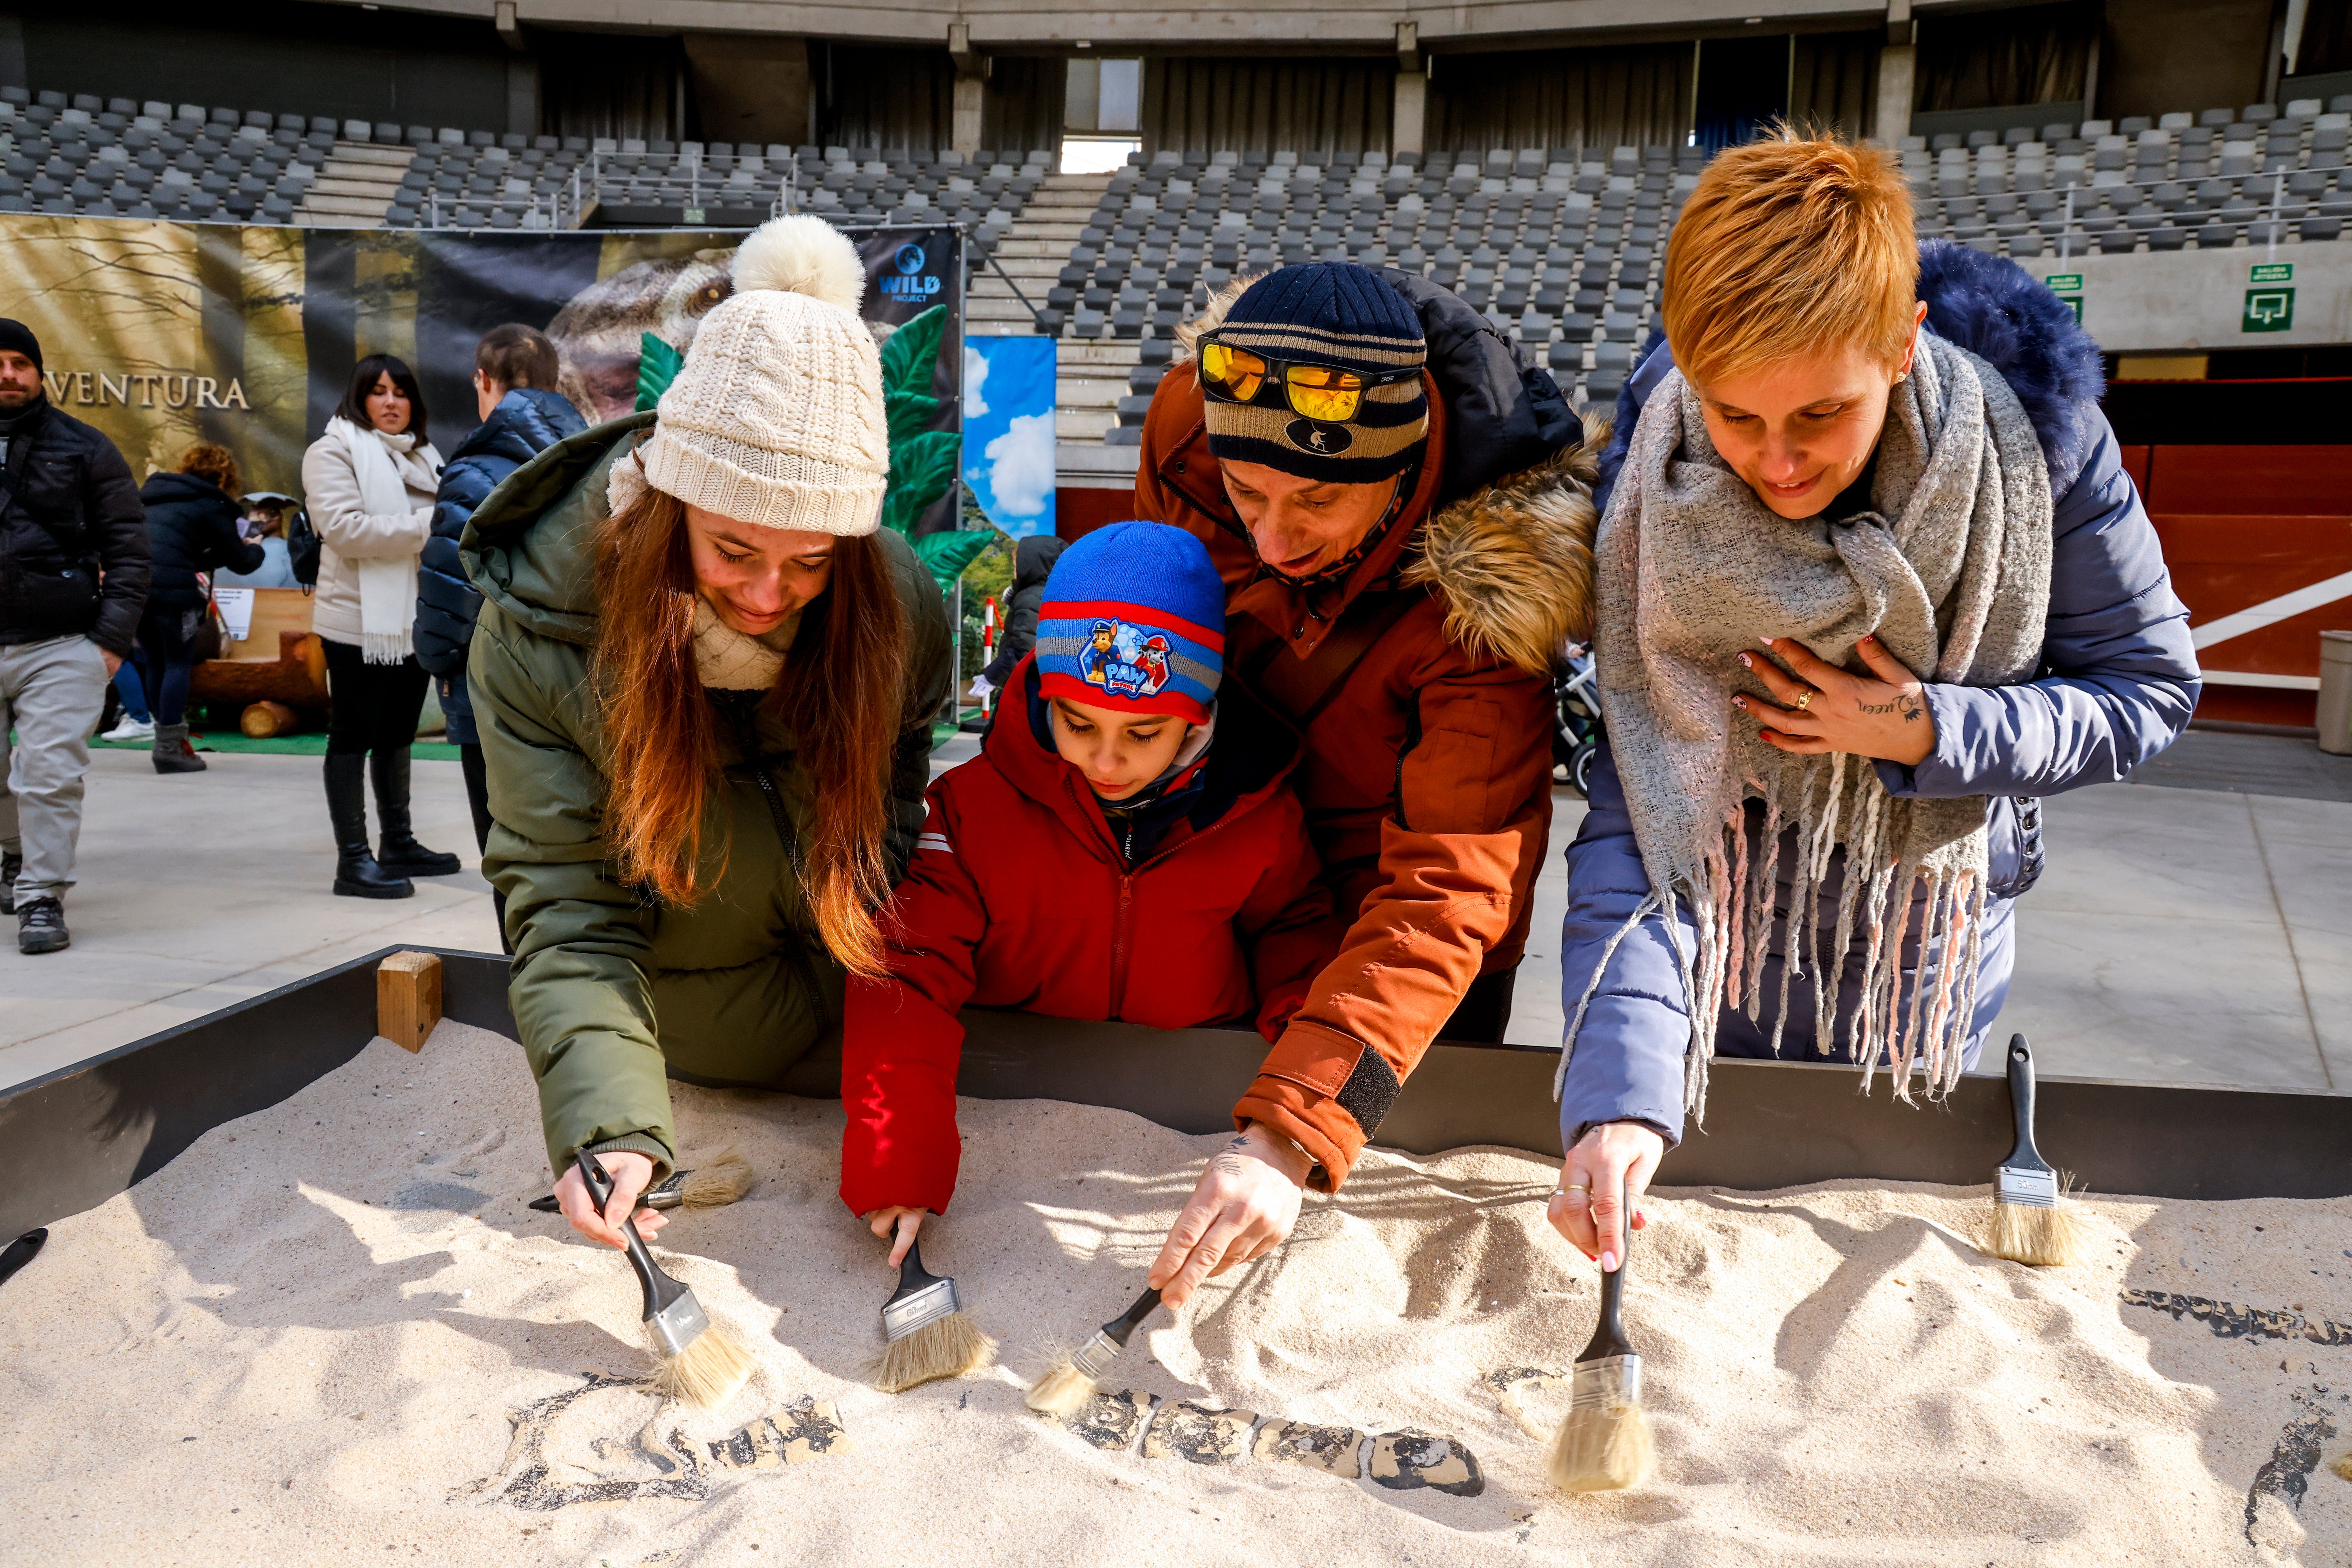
[4,737,2345,1099]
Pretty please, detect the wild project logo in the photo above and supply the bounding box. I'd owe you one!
[880,242,943,302]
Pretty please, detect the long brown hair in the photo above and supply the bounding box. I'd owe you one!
[594,485,910,975]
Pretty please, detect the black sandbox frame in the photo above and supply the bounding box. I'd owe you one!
[5,945,2347,1242]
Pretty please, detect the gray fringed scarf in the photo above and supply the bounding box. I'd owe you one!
[1566,332,2053,1121]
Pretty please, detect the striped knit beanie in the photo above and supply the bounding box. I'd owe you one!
[1035,521,1224,725]
[1201,262,1427,485]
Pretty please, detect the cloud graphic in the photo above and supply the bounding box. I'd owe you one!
[962,344,990,419]
[982,412,1055,519]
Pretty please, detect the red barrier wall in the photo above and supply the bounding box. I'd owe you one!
[2135,444,2352,727]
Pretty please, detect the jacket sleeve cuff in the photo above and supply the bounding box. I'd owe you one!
[1233,1086,1359,1193]
[579,1134,675,1184]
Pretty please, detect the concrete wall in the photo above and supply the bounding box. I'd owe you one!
[2096,0,2275,121]
[323,0,1987,53]
[2044,244,2352,354]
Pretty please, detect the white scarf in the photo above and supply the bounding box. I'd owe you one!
[692,597,801,689]
[328,417,438,665]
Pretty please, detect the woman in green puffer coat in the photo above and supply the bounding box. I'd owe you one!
[461,217,951,1251]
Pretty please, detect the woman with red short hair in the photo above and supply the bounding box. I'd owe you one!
[1551,132,2201,1271]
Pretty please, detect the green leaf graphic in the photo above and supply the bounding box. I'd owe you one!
[883,428,961,536]
[635,332,685,413]
[889,391,943,448]
[880,305,948,409]
[912,528,1000,594]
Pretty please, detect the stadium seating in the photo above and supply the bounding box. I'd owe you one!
[0,77,2345,411]
[0,86,1048,272]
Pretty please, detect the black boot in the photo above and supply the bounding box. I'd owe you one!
[152,722,206,773]
[327,754,413,899]
[371,749,462,877]
[1,851,19,916]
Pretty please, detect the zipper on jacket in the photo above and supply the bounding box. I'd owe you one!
[1108,873,1135,1017]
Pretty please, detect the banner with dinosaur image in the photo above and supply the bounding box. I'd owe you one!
[0,216,967,566]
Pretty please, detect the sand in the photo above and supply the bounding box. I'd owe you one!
[5,1018,2349,1567]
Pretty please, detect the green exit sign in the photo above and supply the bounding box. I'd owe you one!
[2250,262,2293,284]
[2045,273,2083,292]
[2243,287,2295,332]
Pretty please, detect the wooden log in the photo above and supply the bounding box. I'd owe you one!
[376,952,443,1053]
[190,630,331,709]
[239,699,301,738]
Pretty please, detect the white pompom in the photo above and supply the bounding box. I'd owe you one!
[730,215,866,314]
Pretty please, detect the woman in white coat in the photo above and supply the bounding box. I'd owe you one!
[299,355,459,899]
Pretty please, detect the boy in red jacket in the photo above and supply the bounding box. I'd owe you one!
[842,522,1334,1259]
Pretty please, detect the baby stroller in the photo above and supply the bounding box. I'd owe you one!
[1552,641,1602,797]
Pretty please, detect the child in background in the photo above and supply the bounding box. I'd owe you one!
[841,522,1336,1255]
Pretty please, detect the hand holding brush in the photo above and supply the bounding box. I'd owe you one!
[868,1210,995,1393]
[1549,1172,1654,1493]
[531,1146,754,1221]
[574,1151,757,1410]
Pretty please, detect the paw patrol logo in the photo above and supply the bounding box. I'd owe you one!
[1079,619,1174,700]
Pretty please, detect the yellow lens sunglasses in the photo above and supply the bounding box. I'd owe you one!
[1197,334,1422,425]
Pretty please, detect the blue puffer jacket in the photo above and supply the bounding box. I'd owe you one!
[1559,242,2202,1149]
[416,388,586,744]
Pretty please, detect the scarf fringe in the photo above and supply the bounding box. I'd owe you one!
[1554,759,1993,1127]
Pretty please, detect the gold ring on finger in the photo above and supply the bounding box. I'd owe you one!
[1794,689,1814,711]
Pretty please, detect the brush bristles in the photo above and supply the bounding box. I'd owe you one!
[1988,1197,2086,1268]
[869,1311,997,1393]
[650,1323,758,1409]
[677,1146,754,1208]
[1549,1400,1654,1493]
[1024,1357,1098,1418]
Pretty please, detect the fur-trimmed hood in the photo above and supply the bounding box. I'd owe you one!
[1403,428,1599,673]
[1173,271,1598,674]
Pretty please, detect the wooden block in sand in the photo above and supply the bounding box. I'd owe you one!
[1142,1401,1255,1464]
[1252,1419,1366,1478]
[1066,1389,1152,1451]
[377,952,442,1052]
[1367,1429,1484,1496]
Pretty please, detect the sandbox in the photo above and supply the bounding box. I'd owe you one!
[3,954,2350,1565]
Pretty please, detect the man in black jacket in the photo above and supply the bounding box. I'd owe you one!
[415,323,583,948]
[0,319,149,953]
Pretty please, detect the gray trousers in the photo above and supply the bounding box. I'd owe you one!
[0,634,107,903]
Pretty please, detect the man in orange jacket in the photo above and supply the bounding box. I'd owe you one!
[1133,261,1599,1304]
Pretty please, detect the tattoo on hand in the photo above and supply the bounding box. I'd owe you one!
[1206,1135,1255,1181]
[1857,699,1900,715]
[1901,699,1923,722]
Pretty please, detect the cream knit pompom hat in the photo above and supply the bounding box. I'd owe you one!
[610,215,886,534]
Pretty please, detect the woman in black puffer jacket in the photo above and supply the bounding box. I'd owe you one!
[136,444,263,773]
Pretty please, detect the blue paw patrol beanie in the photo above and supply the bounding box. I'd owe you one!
[1035,521,1225,725]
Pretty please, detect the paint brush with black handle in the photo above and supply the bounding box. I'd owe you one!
[1549,1174,1653,1492]
[1025,1285,1162,1418]
[575,1151,756,1408]
[870,1236,995,1393]
[1986,1033,2084,1267]
[529,1147,753,1214]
